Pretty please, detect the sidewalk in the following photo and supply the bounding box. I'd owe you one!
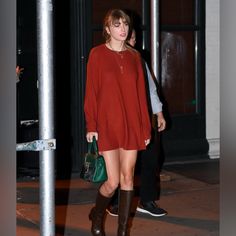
[17,159,219,236]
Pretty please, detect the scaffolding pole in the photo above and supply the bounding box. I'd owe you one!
[150,0,160,80]
[36,0,55,235]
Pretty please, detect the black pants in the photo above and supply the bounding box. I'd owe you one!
[138,129,164,202]
[110,129,164,205]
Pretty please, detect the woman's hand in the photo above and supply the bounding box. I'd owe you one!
[86,132,98,142]
[144,139,150,146]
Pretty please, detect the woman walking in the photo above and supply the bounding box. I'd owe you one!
[84,9,151,236]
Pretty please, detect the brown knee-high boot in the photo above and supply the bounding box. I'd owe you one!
[89,191,111,236]
[117,190,134,236]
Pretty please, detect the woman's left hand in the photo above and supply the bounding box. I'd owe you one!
[144,139,150,146]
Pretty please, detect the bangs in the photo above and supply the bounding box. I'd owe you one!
[109,9,130,26]
[111,17,128,26]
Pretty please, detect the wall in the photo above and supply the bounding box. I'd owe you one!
[206,0,220,158]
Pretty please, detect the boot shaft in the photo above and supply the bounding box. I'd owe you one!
[90,191,112,236]
[94,191,111,216]
[117,190,134,236]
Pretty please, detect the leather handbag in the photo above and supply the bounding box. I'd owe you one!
[80,137,108,183]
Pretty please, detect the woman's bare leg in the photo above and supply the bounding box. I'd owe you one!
[119,149,137,190]
[99,149,120,197]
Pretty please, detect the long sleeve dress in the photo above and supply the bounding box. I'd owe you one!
[84,44,151,151]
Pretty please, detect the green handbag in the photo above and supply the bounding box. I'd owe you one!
[80,137,108,183]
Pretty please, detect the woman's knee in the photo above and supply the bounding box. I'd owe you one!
[101,179,119,195]
[120,173,134,188]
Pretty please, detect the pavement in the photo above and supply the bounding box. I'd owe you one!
[17,158,219,236]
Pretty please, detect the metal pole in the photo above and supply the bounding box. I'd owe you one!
[36,0,55,235]
[142,0,148,50]
[150,0,160,80]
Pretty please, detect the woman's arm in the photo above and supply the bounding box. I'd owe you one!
[84,48,99,134]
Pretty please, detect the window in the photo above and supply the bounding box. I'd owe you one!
[160,0,204,115]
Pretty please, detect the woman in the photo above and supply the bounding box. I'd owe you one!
[84,9,151,236]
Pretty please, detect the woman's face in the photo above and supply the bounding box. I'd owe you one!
[106,18,129,42]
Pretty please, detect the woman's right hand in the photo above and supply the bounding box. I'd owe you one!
[86,132,98,142]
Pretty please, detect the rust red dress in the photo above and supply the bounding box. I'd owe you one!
[84,44,151,151]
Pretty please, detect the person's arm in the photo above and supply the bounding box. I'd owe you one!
[145,62,166,132]
[145,62,162,114]
[84,48,99,141]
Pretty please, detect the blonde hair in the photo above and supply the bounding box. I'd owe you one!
[103,9,131,42]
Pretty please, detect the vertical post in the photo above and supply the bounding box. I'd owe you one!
[150,0,160,80]
[36,0,55,235]
[142,0,149,50]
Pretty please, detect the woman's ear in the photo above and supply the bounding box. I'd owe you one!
[105,26,110,35]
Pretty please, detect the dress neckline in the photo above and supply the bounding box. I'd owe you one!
[104,43,128,53]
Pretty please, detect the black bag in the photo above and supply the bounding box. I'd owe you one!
[80,137,108,183]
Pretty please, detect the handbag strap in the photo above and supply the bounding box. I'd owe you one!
[88,136,99,154]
